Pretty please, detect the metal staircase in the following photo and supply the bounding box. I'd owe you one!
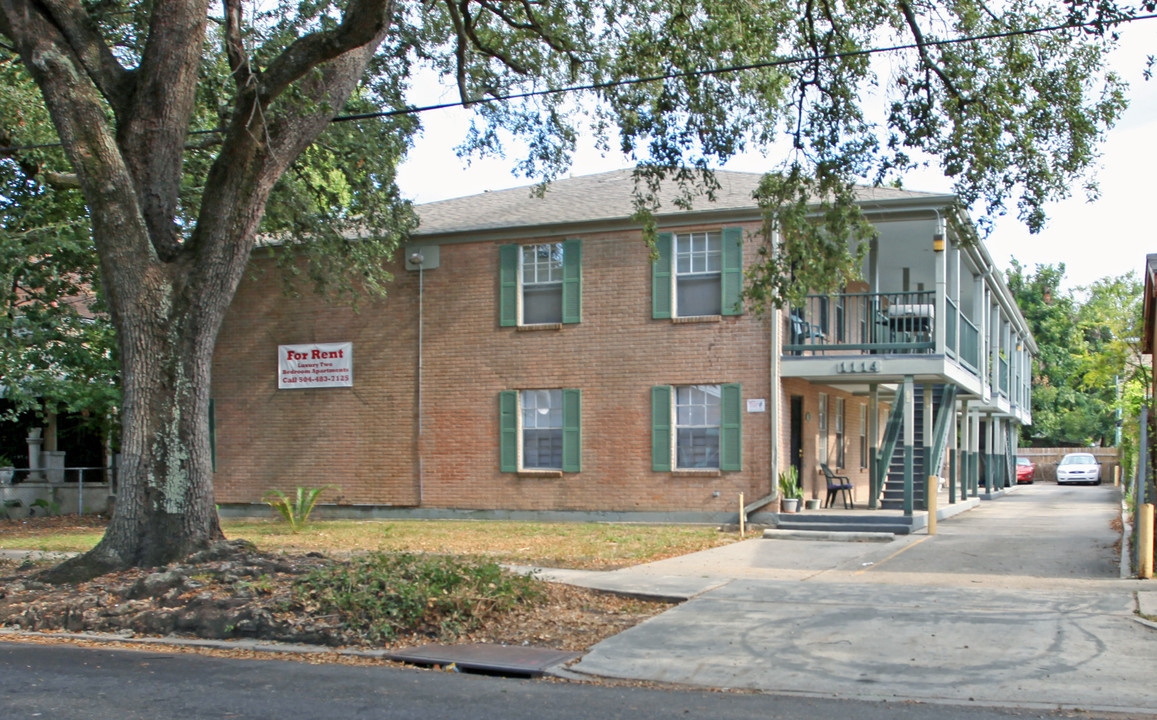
[879,383,956,511]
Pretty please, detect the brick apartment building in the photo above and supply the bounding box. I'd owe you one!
[211,169,1033,522]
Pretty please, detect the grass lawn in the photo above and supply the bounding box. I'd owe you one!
[0,517,743,570]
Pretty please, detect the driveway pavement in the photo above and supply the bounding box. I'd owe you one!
[538,485,1157,714]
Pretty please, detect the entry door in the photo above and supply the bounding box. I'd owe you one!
[790,395,804,480]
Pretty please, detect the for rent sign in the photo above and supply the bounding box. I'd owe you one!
[278,342,353,389]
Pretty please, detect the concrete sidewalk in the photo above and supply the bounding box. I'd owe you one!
[533,530,1157,714]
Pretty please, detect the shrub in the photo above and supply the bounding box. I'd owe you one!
[262,486,333,533]
[290,553,542,642]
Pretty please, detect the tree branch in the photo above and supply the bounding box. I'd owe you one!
[897,0,968,108]
[458,1,530,75]
[223,0,254,91]
[119,0,213,261]
[444,0,473,103]
[256,0,393,105]
[22,0,133,112]
[185,6,395,310]
[42,170,80,188]
[0,0,158,329]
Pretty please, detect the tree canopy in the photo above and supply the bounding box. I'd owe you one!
[0,0,1140,577]
[1006,260,1145,448]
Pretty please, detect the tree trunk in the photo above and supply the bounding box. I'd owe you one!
[44,270,226,582]
[2,2,395,583]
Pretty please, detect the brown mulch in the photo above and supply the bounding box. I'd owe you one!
[0,517,672,665]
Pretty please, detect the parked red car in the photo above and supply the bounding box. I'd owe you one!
[1016,456,1035,484]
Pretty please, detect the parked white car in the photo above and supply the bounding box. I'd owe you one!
[1055,453,1102,485]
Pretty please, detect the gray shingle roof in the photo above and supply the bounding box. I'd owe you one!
[413,168,948,237]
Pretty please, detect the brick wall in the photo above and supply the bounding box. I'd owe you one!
[780,378,882,504]
[212,222,797,515]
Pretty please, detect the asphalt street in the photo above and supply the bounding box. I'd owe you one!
[0,640,1148,720]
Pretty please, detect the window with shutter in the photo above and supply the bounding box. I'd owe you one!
[653,228,742,319]
[500,389,581,473]
[500,241,582,326]
[653,384,741,471]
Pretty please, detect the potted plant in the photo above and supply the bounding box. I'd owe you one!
[778,467,802,513]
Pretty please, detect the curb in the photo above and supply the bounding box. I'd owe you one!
[0,627,393,659]
[761,529,895,543]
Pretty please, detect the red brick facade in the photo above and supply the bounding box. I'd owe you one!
[212,216,883,517]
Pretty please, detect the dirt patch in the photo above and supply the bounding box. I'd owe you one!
[0,538,669,658]
[0,513,108,537]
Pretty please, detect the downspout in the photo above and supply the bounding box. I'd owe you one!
[411,251,425,505]
[770,309,780,497]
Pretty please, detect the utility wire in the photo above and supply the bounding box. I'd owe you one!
[1,12,1155,154]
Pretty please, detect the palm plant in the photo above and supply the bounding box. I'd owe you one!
[262,486,334,533]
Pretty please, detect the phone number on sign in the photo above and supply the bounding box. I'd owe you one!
[281,375,351,384]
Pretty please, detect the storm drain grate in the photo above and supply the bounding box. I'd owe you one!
[385,643,580,677]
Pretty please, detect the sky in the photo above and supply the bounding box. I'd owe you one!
[395,20,1157,292]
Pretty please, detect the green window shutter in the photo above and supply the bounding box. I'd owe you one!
[721,227,743,316]
[720,383,743,471]
[499,244,518,327]
[651,385,672,471]
[208,398,217,473]
[562,388,582,472]
[499,390,518,472]
[652,233,673,319]
[562,238,582,324]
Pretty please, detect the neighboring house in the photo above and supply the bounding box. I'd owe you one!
[210,169,1033,522]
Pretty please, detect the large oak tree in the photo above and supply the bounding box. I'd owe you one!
[0,0,1132,579]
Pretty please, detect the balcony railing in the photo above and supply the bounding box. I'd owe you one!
[785,291,936,355]
[959,316,980,372]
[945,297,958,358]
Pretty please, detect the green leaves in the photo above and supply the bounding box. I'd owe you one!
[1006,260,1143,448]
[291,552,542,641]
[263,486,335,533]
[0,56,119,425]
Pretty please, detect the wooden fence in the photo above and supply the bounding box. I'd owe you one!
[1016,447,1120,484]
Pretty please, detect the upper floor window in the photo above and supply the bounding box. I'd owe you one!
[675,232,722,316]
[521,244,564,324]
[652,228,743,319]
[500,240,581,326]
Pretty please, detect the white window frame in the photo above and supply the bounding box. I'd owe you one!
[673,231,722,317]
[835,397,845,469]
[520,242,564,325]
[817,393,829,465]
[859,403,868,469]
[521,389,564,470]
[674,384,722,469]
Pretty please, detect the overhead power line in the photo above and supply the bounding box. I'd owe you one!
[1,12,1154,155]
[336,12,1157,125]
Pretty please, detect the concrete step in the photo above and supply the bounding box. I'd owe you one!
[774,520,912,535]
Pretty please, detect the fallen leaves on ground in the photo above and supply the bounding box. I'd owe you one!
[0,533,671,664]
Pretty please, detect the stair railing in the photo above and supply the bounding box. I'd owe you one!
[874,383,907,505]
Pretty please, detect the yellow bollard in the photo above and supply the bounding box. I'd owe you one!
[1140,504,1154,580]
[927,475,938,535]
[739,493,745,537]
